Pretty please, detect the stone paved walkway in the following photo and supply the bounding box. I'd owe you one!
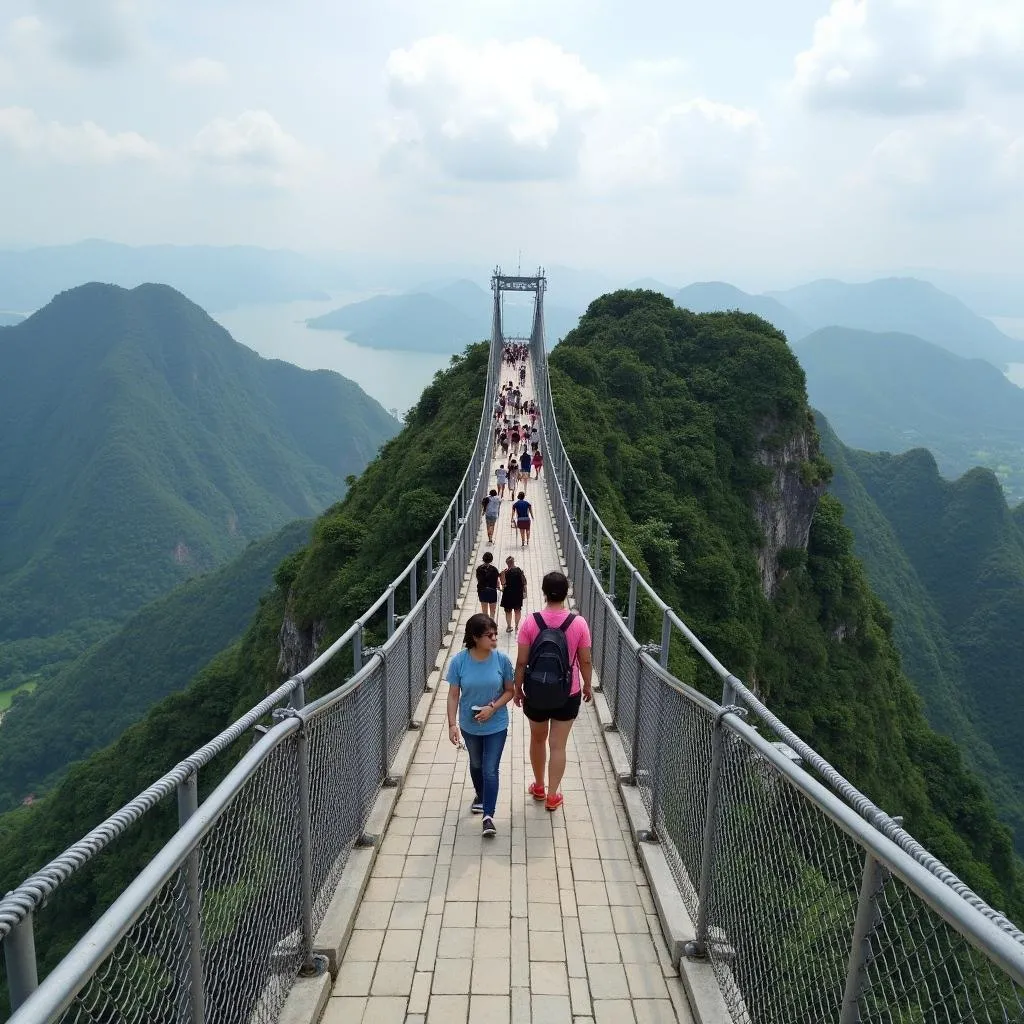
[322,359,694,1024]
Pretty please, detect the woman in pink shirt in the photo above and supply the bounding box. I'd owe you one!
[513,571,593,812]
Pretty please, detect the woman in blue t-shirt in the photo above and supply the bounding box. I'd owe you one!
[446,613,515,837]
[510,491,533,548]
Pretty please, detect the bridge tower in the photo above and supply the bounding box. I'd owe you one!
[492,266,546,350]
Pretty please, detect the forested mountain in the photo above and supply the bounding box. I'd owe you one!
[0,283,398,698]
[307,290,482,352]
[0,240,333,311]
[0,344,490,1013]
[676,281,811,341]
[0,519,312,813]
[548,291,1021,917]
[770,277,1024,367]
[819,424,1024,848]
[796,326,1024,503]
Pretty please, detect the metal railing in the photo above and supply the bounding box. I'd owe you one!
[529,306,1024,1022]
[1,300,505,1021]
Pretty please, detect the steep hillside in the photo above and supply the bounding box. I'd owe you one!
[818,417,1024,845]
[796,326,1024,502]
[834,444,1024,847]
[770,277,1024,367]
[0,283,399,691]
[0,519,312,813]
[549,291,1021,915]
[0,343,490,1013]
[677,281,810,341]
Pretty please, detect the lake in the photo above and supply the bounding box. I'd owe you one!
[989,317,1024,389]
[215,298,450,416]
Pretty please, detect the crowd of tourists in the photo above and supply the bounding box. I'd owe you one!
[445,341,592,840]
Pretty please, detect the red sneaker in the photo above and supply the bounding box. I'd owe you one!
[528,782,546,801]
[545,793,564,813]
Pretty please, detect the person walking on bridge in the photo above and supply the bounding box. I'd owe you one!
[499,555,527,633]
[514,571,593,813]
[476,551,500,616]
[510,491,533,547]
[481,489,501,544]
[446,614,514,837]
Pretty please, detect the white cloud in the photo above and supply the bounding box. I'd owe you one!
[171,57,229,87]
[585,96,764,194]
[0,106,160,163]
[383,35,604,181]
[34,0,141,67]
[793,0,1024,114]
[190,111,312,188]
[867,116,1024,213]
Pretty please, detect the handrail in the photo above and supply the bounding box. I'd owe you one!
[531,312,1024,948]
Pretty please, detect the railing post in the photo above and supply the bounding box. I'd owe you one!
[630,649,646,783]
[840,852,885,1024]
[659,608,671,669]
[3,913,39,1013]
[686,706,740,957]
[353,625,363,673]
[380,652,391,777]
[627,571,638,634]
[387,586,396,639]
[594,521,602,579]
[177,771,205,1024]
[426,544,433,582]
[410,562,418,608]
[294,720,320,975]
[608,547,616,600]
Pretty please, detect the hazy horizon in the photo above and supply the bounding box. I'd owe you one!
[2,1,1023,285]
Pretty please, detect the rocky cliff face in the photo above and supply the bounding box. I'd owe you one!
[277,604,326,678]
[752,421,826,599]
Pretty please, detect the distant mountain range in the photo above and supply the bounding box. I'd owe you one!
[0,312,24,327]
[796,326,1024,503]
[0,282,399,699]
[672,276,1024,368]
[821,417,1024,848]
[306,279,584,352]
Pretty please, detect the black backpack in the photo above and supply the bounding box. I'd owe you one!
[523,612,576,710]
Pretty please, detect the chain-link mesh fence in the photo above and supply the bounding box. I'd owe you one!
[58,869,192,1024]
[863,871,1024,1023]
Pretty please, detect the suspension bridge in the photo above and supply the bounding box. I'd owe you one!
[1,270,1023,1024]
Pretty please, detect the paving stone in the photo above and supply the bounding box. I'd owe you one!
[427,994,470,1023]
[470,994,512,1024]
[531,994,573,1024]
[379,928,421,962]
[438,927,477,959]
[531,961,570,996]
[578,905,615,933]
[587,963,630,1000]
[593,999,637,1024]
[321,996,366,1023]
[344,929,385,961]
[624,963,669,999]
[583,932,622,964]
[633,999,679,1023]
[529,928,566,961]
[353,901,393,931]
[472,956,511,995]
[371,961,415,996]
[433,957,473,994]
[332,960,375,997]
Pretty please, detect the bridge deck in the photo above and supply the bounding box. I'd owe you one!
[322,361,693,1024]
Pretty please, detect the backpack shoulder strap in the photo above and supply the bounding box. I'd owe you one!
[532,611,547,631]
[558,613,576,634]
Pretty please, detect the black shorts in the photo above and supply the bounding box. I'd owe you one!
[523,693,582,723]
[478,587,498,603]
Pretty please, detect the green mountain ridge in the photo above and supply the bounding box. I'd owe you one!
[0,519,312,812]
[822,436,1024,847]
[795,325,1024,503]
[547,290,1020,918]
[818,417,1024,846]
[0,282,398,692]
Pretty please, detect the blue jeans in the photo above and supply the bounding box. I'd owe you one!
[462,729,507,817]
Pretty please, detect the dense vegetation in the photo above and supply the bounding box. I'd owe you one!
[0,343,489,1015]
[548,290,1022,919]
[0,282,398,699]
[0,520,312,812]
[797,326,1024,503]
[821,420,1024,849]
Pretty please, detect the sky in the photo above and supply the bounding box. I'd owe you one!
[1,0,1023,289]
